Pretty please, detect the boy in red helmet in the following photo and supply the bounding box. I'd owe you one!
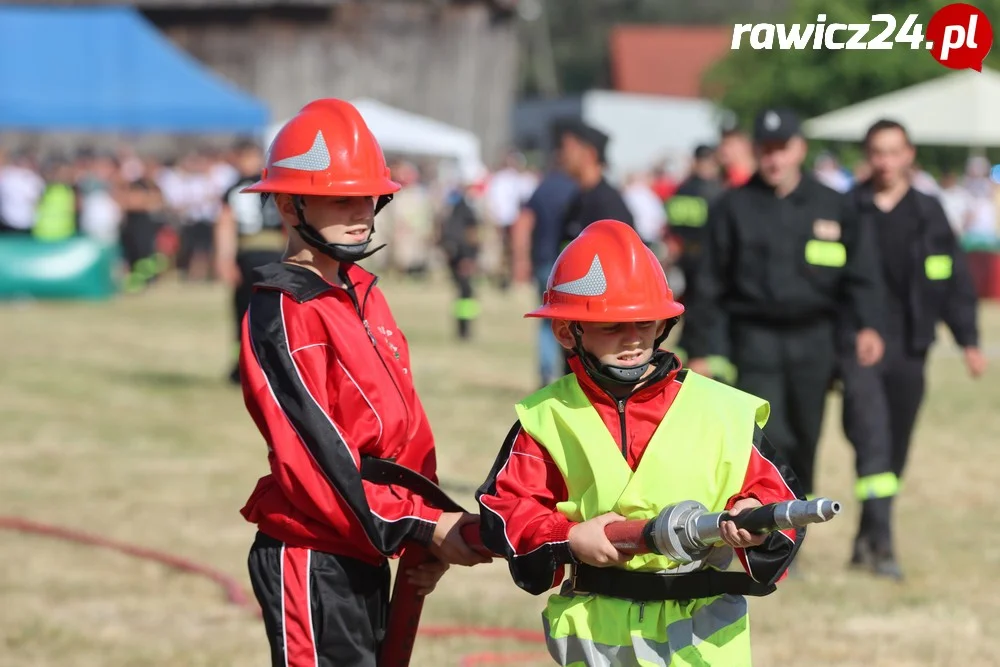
[238,99,490,667]
[477,219,805,666]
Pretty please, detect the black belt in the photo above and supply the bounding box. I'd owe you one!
[359,456,469,513]
[570,564,777,602]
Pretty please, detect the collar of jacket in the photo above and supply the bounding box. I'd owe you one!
[251,261,377,303]
[747,170,817,203]
[852,179,934,231]
[568,349,682,407]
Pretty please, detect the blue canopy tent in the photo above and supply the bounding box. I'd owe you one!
[0,5,269,133]
[0,5,271,300]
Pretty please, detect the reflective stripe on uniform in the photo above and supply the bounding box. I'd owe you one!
[454,297,481,320]
[804,240,846,267]
[544,593,749,667]
[665,196,709,228]
[854,471,900,500]
[925,255,953,280]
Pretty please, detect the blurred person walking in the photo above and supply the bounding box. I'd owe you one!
[120,157,168,293]
[32,156,78,242]
[512,148,578,387]
[214,139,285,384]
[665,145,725,306]
[177,151,223,281]
[485,150,536,291]
[0,148,44,235]
[553,118,634,375]
[841,120,985,579]
[77,150,124,245]
[438,178,482,340]
[556,118,633,248]
[382,161,436,278]
[683,108,885,502]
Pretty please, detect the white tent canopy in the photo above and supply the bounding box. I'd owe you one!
[263,98,486,182]
[804,67,1000,147]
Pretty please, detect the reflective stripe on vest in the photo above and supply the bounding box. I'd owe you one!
[514,371,770,666]
[543,592,748,667]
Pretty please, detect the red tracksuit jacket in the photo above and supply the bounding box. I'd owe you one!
[476,353,805,594]
[239,262,443,565]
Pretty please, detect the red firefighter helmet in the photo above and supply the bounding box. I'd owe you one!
[243,98,400,197]
[527,219,684,322]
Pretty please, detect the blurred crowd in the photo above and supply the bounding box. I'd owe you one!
[1,130,998,294]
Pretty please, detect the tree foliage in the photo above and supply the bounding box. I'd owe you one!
[703,0,1000,168]
[528,0,790,94]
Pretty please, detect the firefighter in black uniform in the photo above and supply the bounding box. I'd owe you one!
[665,144,725,303]
[215,139,286,384]
[841,119,986,579]
[684,108,885,500]
[438,179,482,340]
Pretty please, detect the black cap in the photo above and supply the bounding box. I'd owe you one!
[554,117,609,164]
[693,144,715,160]
[752,108,802,142]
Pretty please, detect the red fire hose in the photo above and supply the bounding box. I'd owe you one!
[0,516,547,667]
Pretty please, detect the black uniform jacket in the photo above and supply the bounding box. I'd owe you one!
[683,172,884,361]
[849,180,979,354]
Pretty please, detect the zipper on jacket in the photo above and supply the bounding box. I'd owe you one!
[345,274,411,442]
[600,383,629,459]
[616,399,628,458]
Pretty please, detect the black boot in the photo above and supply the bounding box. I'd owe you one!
[867,496,903,581]
[849,501,874,569]
[457,319,471,341]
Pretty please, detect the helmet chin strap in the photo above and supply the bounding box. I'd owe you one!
[289,194,393,264]
[570,318,680,388]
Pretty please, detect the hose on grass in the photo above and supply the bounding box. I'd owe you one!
[0,516,548,667]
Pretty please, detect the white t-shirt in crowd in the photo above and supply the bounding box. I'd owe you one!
[967,195,997,238]
[0,165,45,230]
[624,183,667,244]
[79,188,122,243]
[486,168,536,228]
[938,186,972,236]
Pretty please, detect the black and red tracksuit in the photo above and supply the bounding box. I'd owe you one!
[239,261,443,667]
[477,353,805,596]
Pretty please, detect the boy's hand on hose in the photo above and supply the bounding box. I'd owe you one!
[720,498,767,549]
[568,512,630,568]
[406,560,450,596]
[430,512,493,567]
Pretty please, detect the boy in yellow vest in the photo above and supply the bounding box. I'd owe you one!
[477,219,805,666]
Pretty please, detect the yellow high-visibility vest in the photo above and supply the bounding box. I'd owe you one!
[515,370,769,666]
[32,184,76,242]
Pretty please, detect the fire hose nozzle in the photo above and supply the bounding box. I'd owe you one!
[646,497,842,564]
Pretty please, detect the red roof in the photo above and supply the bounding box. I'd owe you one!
[609,25,732,98]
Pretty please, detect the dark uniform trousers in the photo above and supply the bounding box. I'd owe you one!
[840,336,927,483]
[248,531,390,667]
[733,318,836,497]
[838,334,926,552]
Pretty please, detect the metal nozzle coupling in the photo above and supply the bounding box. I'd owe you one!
[773,498,841,530]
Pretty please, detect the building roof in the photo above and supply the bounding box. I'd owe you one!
[609,25,732,98]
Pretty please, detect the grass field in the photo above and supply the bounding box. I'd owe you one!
[2,271,999,667]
